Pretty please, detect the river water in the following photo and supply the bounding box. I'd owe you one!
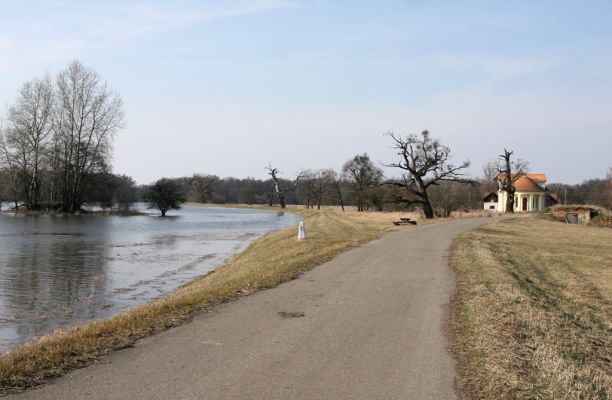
[0,205,298,353]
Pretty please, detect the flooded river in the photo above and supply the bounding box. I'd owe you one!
[0,205,298,352]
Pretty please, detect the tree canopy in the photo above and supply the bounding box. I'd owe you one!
[385,130,471,218]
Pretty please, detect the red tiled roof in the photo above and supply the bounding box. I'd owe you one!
[513,175,545,192]
[526,173,547,182]
[498,172,547,183]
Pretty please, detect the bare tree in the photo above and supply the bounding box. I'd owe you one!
[480,161,499,194]
[327,169,346,211]
[191,173,216,202]
[428,181,472,217]
[296,169,316,208]
[0,125,22,211]
[3,76,54,210]
[54,60,124,212]
[385,130,471,219]
[495,149,529,213]
[297,169,334,209]
[266,164,300,208]
[342,154,383,211]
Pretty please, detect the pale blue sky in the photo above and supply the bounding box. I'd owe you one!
[1,0,611,184]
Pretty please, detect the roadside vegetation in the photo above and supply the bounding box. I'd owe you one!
[450,216,611,399]
[0,209,396,393]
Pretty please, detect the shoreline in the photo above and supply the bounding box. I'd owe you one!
[0,205,300,353]
[0,208,395,393]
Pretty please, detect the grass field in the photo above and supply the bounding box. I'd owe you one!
[450,216,612,399]
[0,208,397,393]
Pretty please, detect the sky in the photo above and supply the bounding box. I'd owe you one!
[0,0,611,184]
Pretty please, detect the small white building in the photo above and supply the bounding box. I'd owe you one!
[483,192,499,211]
[484,173,557,212]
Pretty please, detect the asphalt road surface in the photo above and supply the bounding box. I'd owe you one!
[13,217,489,400]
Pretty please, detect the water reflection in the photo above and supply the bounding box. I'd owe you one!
[0,205,298,352]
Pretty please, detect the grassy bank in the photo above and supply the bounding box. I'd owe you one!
[450,216,612,399]
[0,209,395,393]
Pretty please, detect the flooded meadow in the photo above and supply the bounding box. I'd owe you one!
[0,205,298,352]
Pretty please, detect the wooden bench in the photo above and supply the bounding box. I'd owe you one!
[393,217,417,226]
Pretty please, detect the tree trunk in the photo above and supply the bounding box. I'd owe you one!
[505,188,515,213]
[421,189,435,219]
[279,195,286,209]
[334,183,345,212]
[422,201,434,219]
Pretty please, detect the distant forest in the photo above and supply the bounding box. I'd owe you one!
[2,164,611,216]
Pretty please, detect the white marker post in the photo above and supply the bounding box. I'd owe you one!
[298,220,307,240]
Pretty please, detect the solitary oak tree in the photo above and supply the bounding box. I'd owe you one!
[147,178,185,216]
[385,130,471,219]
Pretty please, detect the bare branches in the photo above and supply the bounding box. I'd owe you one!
[495,149,529,213]
[296,169,337,210]
[191,173,217,202]
[3,76,54,209]
[53,60,125,212]
[0,60,124,212]
[266,163,300,208]
[384,130,471,218]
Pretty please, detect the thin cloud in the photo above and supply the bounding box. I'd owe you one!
[80,0,294,40]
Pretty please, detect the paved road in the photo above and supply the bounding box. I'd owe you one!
[13,218,488,400]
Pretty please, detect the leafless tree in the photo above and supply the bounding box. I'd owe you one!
[191,173,216,202]
[428,181,472,217]
[266,163,300,208]
[297,169,335,209]
[480,161,499,194]
[385,130,471,219]
[296,169,315,208]
[3,76,54,210]
[325,169,346,211]
[495,149,529,213]
[54,60,124,212]
[0,124,22,211]
[342,154,383,211]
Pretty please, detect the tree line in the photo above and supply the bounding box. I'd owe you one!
[2,61,610,217]
[144,133,610,218]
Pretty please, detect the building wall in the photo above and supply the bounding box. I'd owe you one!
[484,201,497,210]
[496,190,546,212]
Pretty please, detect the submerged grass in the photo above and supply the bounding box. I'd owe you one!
[450,216,612,399]
[0,208,394,393]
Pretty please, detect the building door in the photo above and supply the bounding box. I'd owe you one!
[522,197,528,211]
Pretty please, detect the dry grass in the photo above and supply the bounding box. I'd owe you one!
[450,216,612,399]
[0,209,394,393]
[191,202,497,223]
